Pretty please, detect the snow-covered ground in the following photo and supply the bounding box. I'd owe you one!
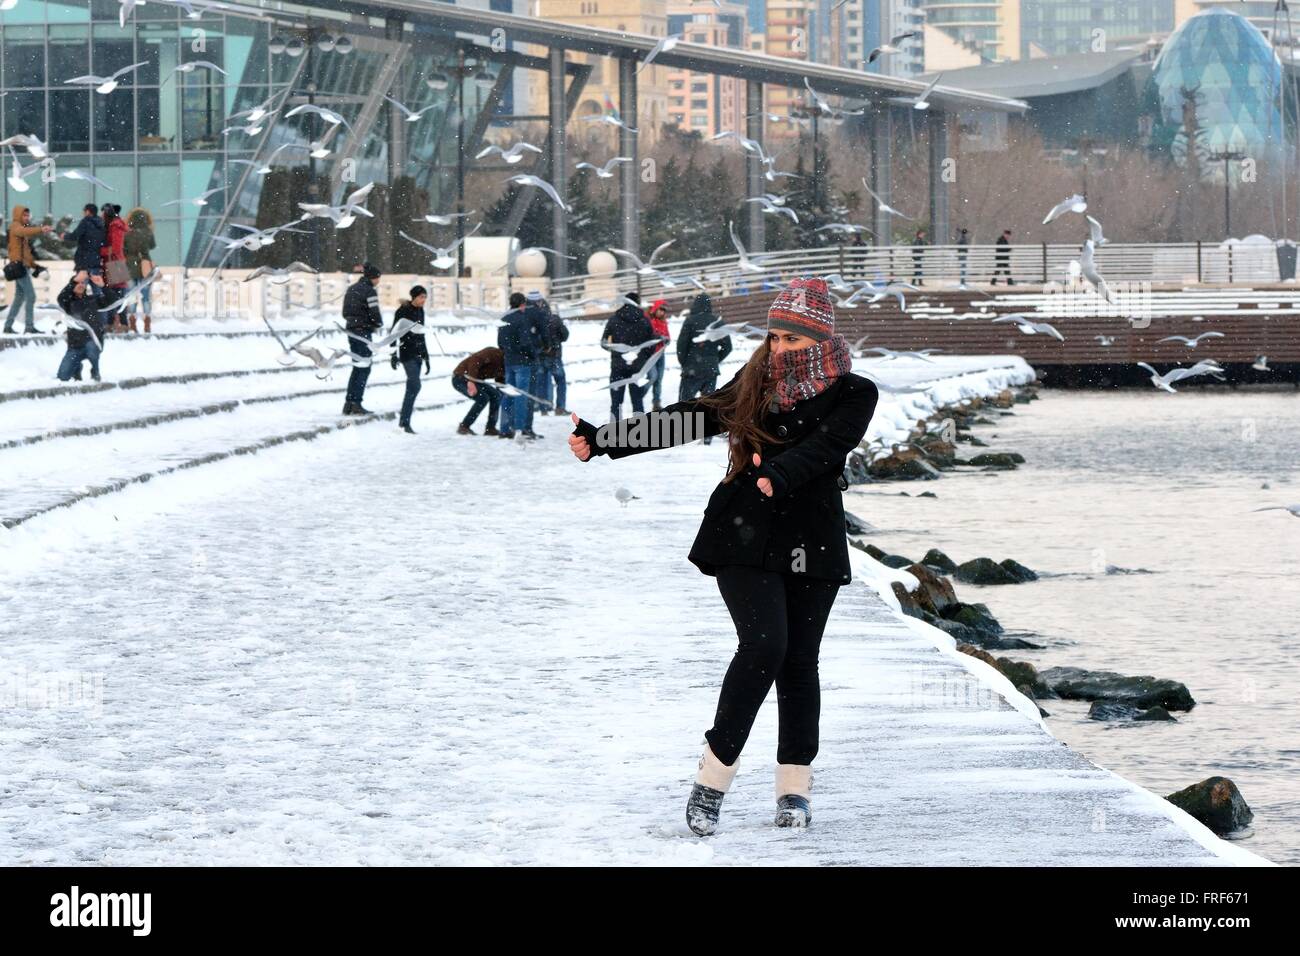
[0,317,1271,865]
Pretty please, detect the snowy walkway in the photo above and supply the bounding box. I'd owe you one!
[0,323,1269,865]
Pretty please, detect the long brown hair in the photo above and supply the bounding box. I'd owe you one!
[698,336,780,482]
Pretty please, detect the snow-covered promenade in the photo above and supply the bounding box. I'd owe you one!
[0,319,1272,865]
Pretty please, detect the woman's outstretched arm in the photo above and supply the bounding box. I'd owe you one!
[569,373,739,462]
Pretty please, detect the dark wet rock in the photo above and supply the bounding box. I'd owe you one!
[920,548,958,573]
[941,601,1003,635]
[868,448,943,480]
[991,389,1015,408]
[1039,666,1196,711]
[998,558,1038,582]
[973,416,997,425]
[1014,391,1036,404]
[904,563,957,615]
[914,435,959,468]
[1088,700,1178,721]
[1166,777,1253,834]
[846,452,872,484]
[955,557,1022,585]
[967,452,1020,469]
[849,538,872,555]
[956,434,989,446]
[956,644,1056,697]
[918,491,937,498]
[844,511,873,535]
[880,553,915,569]
[858,542,887,560]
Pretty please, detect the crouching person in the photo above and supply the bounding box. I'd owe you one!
[56,271,120,382]
[451,345,505,436]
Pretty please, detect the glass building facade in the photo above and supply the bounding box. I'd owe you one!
[0,1,517,265]
[1020,0,1175,58]
[1150,8,1283,169]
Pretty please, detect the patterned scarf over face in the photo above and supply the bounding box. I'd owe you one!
[764,333,853,414]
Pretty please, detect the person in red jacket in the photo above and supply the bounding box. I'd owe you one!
[100,204,129,333]
[645,298,671,411]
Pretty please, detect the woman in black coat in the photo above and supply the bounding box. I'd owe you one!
[390,285,430,434]
[569,277,878,836]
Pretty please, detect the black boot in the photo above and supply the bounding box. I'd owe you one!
[342,401,355,415]
[774,794,812,828]
[402,424,416,434]
[686,784,726,837]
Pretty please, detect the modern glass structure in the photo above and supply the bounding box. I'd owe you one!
[1150,8,1283,170]
[0,0,522,266]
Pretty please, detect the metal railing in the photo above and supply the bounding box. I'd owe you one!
[547,241,1297,303]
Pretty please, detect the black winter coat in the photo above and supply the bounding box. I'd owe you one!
[575,370,879,583]
[393,302,428,363]
[542,312,569,358]
[677,307,732,376]
[64,215,106,272]
[601,303,655,377]
[342,277,382,334]
[57,280,120,348]
[498,307,542,365]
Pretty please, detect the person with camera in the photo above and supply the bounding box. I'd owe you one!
[3,205,53,334]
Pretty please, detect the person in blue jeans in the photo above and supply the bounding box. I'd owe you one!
[389,285,429,434]
[541,304,570,414]
[55,271,119,381]
[497,291,544,439]
[523,291,553,432]
[4,205,52,334]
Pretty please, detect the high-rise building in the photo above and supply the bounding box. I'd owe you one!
[533,0,672,146]
[666,1,751,137]
[848,0,926,76]
[921,1,1020,62]
[765,0,816,131]
[1020,0,1176,57]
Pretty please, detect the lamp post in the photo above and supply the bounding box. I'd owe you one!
[437,49,496,275]
[1209,147,1247,238]
[278,24,352,272]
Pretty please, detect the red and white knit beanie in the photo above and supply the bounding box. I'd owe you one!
[767,276,835,342]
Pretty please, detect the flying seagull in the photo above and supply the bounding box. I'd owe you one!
[165,61,228,82]
[582,114,638,133]
[246,262,319,283]
[911,72,943,110]
[64,61,149,95]
[504,174,570,212]
[1135,359,1225,393]
[416,210,477,225]
[1043,193,1088,225]
[868,31,921,64]
[383,95,438,124]
[476,141,543,164]
[162,186,224,208]
[1157,332,1226,348]
[399,223,482,270]
[1252,504,1300,518]
[1080,239,1114,303]
[284,103,350,129]
[861,178,915,220]
[575,156,632,179]
[1086,214,1108,246]
[639,33,682,73]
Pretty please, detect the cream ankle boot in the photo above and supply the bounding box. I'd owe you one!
[774,764,813,828]
[685,743,738,836]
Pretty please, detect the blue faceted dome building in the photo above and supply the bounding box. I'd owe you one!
[1151,8,1283,170]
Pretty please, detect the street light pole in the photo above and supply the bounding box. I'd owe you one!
[1210,148,1246,237]
[456,47,467,277]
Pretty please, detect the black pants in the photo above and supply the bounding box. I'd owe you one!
[678,369,718,403]
[609,380,646,422]
[346,336,372,407]
[399,357,423,427]
[705,565,841,767]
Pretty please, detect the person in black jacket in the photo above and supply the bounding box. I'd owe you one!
[389,285,429,434]
[497,291,540,439]
[992,228,1013,284]
[341,262,383,415]
[522,290,551,436]
[569,277,878,837]
[676,293,732,403]
[601,292,655,422]
[61,204,107,276]
[55,271,121,381]
[538,296,570,415]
